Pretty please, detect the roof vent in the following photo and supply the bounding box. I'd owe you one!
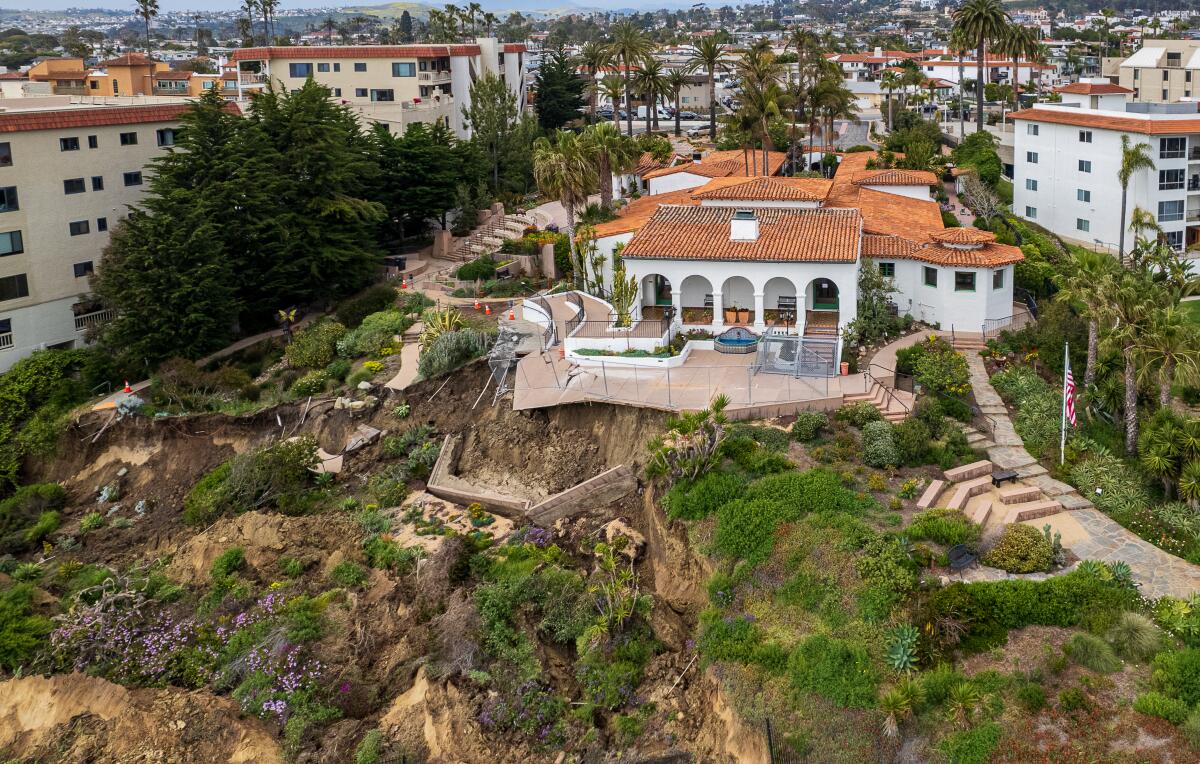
[692,151,703,164]
[730,209,758,242]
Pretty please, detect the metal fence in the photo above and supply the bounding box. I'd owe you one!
[764,718,805,764]
[527,295,556,350]
[755,334,840,378]
[568,317,672,340]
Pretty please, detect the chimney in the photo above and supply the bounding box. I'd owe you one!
[874,46,883,58]
[730,210,759,242]
[692,151,703,164]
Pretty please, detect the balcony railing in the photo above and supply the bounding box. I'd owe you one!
[238,72,267,85]
[1191,147,1200,161]
[54,86,88,96]
[74,308,115,332]
[419,70,452,83]
[0,332,11,350]
[1188,210,1200,222]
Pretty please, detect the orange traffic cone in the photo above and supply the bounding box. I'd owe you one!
[400,278,408,290]
[123,380,132,393]
[474,298,481,310]
[507,308,515,320]
[485,304,492,316]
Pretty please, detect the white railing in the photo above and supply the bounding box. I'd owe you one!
[74,308,116,332]
[0,332,12,350]
[238,72,267,85]
[419,70,451,83]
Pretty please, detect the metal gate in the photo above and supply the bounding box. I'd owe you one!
[756,332,839,378]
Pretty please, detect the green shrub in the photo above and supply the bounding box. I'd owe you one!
[1065,632,1122,673]
[337,310,412,358]
[396,291,435,316]
[1058,687,1089,712]
[862,420,899,468]
[290,369,329,397]
[330,560,369,588]
[0,482,68,553]
[285,320,347,369]
[936,722,1002,764]
[0,584,53,670]
[982,523,1052,573]
[23,511,61,547]
[894,418,931,465]
[1151,648,1200,706]
[1134,691,1190,724]
[664,471,745,521]
[325,358,352,382]
[353,729,384,764]
[1016,683,1046,713]
[456,257,498,281]
[417,329,488,378]
[210,547,246,579]
[279,556,304,578]
[1106,611,1161,662]
[183,437,317,525]
[835,401,882,428]
[906,508,979,547]
[79,511,104,533]
[787,634,878,708]
[791,411,828,442]
[728,424,790,453]
[337,285,396,329]
[1183,710,1200,747]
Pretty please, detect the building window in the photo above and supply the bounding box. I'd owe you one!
[333,63,341,72]
[119,132,137,146]
[88,135,98,149]
[1026,151,1038,164]
[1076,218,1090,232]
[1160,169,1185,190]
[1025,205,1037,219]
[317,63,330,73]
[1134,68,1140,80]
[1026,123,1039,135]
[73,261,94,278]
[923,266,937,287]
[202,80,215,89]
[1079,130,1092,143]
[332,88,341,97]
[1160,137,1186,159]
[1166,230,1183,250]
[91,176,104,191]
[0,142,11,167]
[288,63,313,78]
[1078,159,1092,173]
[878,262,895,278]
[0,318,10,338]
[0,273,28,302]
[993,268,1005,290]
[354,62,367,72]
[1077,189,1091,202]
[0,187,17,212]
[954,271,976,292]
[1025,178,1037,191]
[0,230,22,256]
[370,89,395,102]
[1163,89,1169,101]
[123,171,143,187]
[392,62,416,77]
[63,178,85,194]
[355,88,367,97]
[1158,199,1185,222]
[68,220,90,236]
[94,216,107,232]
[59,137,80,151]
[156,128,175,147]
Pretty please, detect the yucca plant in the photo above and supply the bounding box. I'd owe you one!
[946,682,981,729]
[11,562,43,583]
[418,308,465,351]
[879,687,912,739]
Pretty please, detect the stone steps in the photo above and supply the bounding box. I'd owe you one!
[916,479,945,509]
[1003,499,1064,523]
[844,381,911,423]
[947,476,992,510]
[967,499,992,525]
[999,484,1041,504]
[944,459,992,483]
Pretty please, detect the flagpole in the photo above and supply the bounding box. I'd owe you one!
[1060,342,1068,466]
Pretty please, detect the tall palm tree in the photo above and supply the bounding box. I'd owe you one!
[609,21,653,136]
[953,0,1010,133]
[599,76,624,127]
[1099,7,1116,56]
[1138,305,1200,407]
[533,131,598,291]
[1100,269,1162,455]
[999,24,1039,107]
[579,41,613,123]
[1117,135,1156,266]
[948,27,970,138]
[786,27,823,173]
[664,68,689,137]
[581,122,639,209]
[880,70,900,131]
[482,12,497,37]
[136,0,160,52]
[736,42,787,173]
[1054,249,1119,390]
[635,56,668,133]
[260,0,278,41]
[687,36,728,140]
[465,2,482,35]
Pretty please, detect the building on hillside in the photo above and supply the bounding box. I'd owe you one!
[1011,79,1200,254]
[228,38,528,139]
[1110,40,1200,104]
[26,57,90,95]
[0,101,225,371]
[581,152,1023,370]
[641,149,789,195]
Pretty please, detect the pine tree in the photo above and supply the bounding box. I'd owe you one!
[371,121,462,239]
[534,46,584,131]
[398,10,413,42]
[462,72,517,192]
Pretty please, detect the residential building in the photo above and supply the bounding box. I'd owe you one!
[1011,79,1200,254]
[1111,40,1200,103]
[0,101,214,371]
[228,38,528,139]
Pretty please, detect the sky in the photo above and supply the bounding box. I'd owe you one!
[4,0,647,12]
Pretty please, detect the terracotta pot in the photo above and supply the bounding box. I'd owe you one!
[840,361,850,376]
[724,308,737,323]
[737,309,750,323]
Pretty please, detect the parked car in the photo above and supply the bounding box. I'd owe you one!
[677,110,699,120]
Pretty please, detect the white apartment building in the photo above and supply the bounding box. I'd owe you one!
[0,100,197,371]
[1011,80,1200,254]
[1112,40,1200,104]
[229,38,528,140]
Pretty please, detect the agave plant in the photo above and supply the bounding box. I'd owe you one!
[885,624,920,674]
[946,682,981,730]
[418,308,466,351]
[1075,559,1107,579]
[1107,561,1135,588]
[11,562,43,582]
[878,687,912,739]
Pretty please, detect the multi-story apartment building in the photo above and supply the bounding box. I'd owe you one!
[1111,40,1200,103]
[228,38,527,139]
[0,100,202,371]
[1011,79,1200,254]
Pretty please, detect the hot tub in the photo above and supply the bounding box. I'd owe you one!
[714,327,759,354]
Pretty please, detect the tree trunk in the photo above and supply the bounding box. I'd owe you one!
[1161,356,1175,407]
[624,65,633,136]
[886,90,893,132]
[1118,188,1128,266]
[599,154,613,209]
[743,147,749,176]
[975,40,986,133]
[565,200,581,290]
[646,89,653,135]
[1124,344,1138,456]
[651,88,659,131]
[1085,318,1098,389]
[674,93,681,137]
[958,54,965,138]
[708,71,716,138]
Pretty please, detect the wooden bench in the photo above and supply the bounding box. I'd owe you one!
[944,459,993,483]
[916,479,945,510]
[991,469,1019,487]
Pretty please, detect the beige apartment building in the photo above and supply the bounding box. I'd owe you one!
[1111,39,1200,103]
[0,100,201,371]
[229,38,527,139]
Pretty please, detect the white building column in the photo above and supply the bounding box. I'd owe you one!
[753,291,766,331]
[671,289,683,328]
[711,292,724,329]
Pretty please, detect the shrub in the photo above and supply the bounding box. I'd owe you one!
[1016,683,1046,713]
[1059,687,1089,712]
[330,561,369,588]
[417,329,488,378]
[862,420,899,468]
[728,424,790,453]
[79,511,105,533]
[1106,612,1161,662]
[0,584,53,670]
[183,437,317,525]
[787,635,878,708]
[791,411,828,442]
[894,418,932,465]
[663,471,745,521]
[835,401,882,428]
[1184,710,1200,747]
[1151,648,1200,706]
[936,722,1002,764]
[906,508,980,546]
[354,729,384,764]
[1065,633,1121,673]
[210,547,246,579]
[285,320,347,369]
[337,285,396,329]
[457,257,497,281]
[912,338,970,397]
[982,523,1052,573]
[290,370,329,397]
[1133,691,1188,724]
[396,291,435,316]
[325,358,351,382]
[337,311,412,358]
[0,482,68,553]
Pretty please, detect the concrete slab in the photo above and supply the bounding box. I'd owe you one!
[989,446,1038,470]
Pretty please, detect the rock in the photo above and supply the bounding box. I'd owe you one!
[116,467,129,478]
[348,400,368,412]
[357,380,373,391]
[601,518,645,560]
[334,396,353,410]
[344,425,381,453]
[649,599,689,652]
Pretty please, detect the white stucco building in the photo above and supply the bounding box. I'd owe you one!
[1011,79,1200,253]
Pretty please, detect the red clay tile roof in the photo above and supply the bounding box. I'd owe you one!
[862,234,918,258]
[1054,81,1133,95]
[100,53,155,67]
[621,205,862,263]
[230,45,480,61]
[851,169,939,186]
[1008,107,1200,135]
[0,72,27,80]
[503,43,527,53]
[930,227,996,245]
[590,188,700,237]
[853,188,945,239]
[643,149,787,180]
[154,71,194,80]
[691,176,833,202]
[0,102,240,134]
[32,71,88,81]
[912,242,1024,267]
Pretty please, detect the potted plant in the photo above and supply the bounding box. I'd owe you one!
[737,305,751,324]
[724,304,738,324]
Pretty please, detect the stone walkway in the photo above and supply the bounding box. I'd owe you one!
[964,352,1200,599]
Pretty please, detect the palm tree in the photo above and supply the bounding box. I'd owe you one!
[999,24,1039,107]
[579,41,613,123]
[687,36,728,141]
[599,76,624,128]
[482,12,497,37]
[609,21,653,136]
[533,131,598,291]
[664,68,689,137]
[465,2,482,35]
[1054,249,1119,390]
[1117,135,1156,266]
[136,0,160,52]
[880,70,900,131]
[260,0,278,41]
[581,122,639,210]
[636,56,669,133]
[1138,305,1200,407]
[1100,269,1162,455]
[953,0,1010,133]
[949,27,970,138]
[1099,7,1116,56]
[739,78,790,175]
[786,27,823,172]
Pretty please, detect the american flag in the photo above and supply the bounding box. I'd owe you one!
[1064,363,1077,428]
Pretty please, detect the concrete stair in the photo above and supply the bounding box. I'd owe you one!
[843,380,912,422]
[1003,499,1064,523]
[951,333,987,352]
[999,484,1040,504]
[916,479,945,510]
[967,499,992,525]
[947,476,992,510]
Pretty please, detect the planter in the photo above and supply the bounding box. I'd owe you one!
[724,308,738,324]
[737,309,750,324]
[840,361,850,376]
